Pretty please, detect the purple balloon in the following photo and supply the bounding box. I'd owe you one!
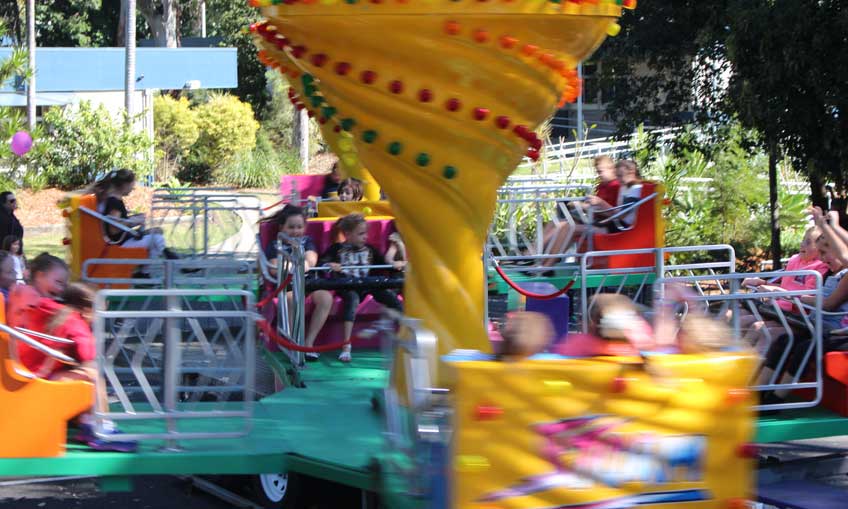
[10,131,33,156]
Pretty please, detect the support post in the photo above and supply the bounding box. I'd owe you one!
[769,139,781,270]
[161,292,182,451]
[25,0,36,131]
[200,0,207,38]
[576,62,584,141]
[124,0,136,125]
[299,109,309,171]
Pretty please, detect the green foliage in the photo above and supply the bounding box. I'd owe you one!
[594,2,728,132]
[1,1,122,46]
[32,102,152,190]
[597,1,848,202]
[153,95,199,180]
[215,130,299,188]
[0,19,33,179]
[726,0,848,197]
[638,122,808,266]
[206,0,268,112]
[179,94,259,184]
[261,71,324,154]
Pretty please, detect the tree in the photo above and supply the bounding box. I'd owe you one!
[594,1,728,133]
[0,1,122,47]
[0,19,31,174]
[137,0,180,47]
[599,2,847,195]
[205,0,268,113]
[725,0,848,207]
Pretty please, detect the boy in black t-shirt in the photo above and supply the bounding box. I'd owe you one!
[320,214,403,362]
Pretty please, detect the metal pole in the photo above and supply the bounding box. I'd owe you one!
[200,0,207,38]
[25,0,35,131]
[769,139,781,270]
[124,0,136,125]
[203,196,209,257]
[299,109,309,172]
[162,292,182,451]
[576,62,584,141]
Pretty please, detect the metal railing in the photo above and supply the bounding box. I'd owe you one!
[149,189,264,260]
[93,288,257,447]
[0,323,78,380]
[654,271,825,411]
[575,245,737,332]
[81,258,254,291]
[489,192,594,258]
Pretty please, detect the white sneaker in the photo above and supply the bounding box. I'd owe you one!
[305,352,319,362]
[338,348,352,363]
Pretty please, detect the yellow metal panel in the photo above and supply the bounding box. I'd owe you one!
[448,352,755,509]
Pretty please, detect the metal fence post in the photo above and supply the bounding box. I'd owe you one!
[203,195,210,257]
[161,292,182,451]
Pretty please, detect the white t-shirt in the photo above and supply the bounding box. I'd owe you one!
[12,254,25,284]
[616,183,643,228]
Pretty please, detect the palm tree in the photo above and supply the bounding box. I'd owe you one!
[0,18,31,140]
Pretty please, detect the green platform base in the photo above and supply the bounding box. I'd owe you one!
[756,406,848,443]
[4,349,848,489]
[488,268,656,297]
[0,351,388,490]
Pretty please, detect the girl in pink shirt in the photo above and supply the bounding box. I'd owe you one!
[742,226,829,353]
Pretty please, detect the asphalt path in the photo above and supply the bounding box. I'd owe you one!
[0,475,364,509]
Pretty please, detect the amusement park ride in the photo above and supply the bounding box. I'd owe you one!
[0,1,847,508]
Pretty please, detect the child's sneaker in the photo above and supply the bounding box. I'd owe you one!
[338,346,352,363]
[74,423,138,453]
[305,352,320,362]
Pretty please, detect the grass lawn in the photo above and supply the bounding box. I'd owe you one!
[161,208,243,254]
[25,230,66,259]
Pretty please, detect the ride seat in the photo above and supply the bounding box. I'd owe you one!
[258,217,397,258]
[589,181,665,269]
[0,294,93,457]
[316,200,393,218]
[814,351,848,416]
[280,175,326,203]
[65,194,148,285]
[258,217,402,348]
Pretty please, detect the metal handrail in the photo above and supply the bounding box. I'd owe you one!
[655,270,825,411]
[78,206,142,238]
[94,288,256,444]
[15,327,75,345]
[0,323,77,365]
[595,192,658,225]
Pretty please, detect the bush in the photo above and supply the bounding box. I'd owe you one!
[215,130,299,188]
[153,95,199,181]
[182,94,258,183]
[639,122,808,267]
[32,102,152,190]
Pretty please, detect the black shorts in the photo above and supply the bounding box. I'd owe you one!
[339,289,403,322]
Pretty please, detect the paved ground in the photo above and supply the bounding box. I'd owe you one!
[0,475,364,509]
[3,437,848,508]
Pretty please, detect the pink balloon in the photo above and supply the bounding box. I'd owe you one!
[10,131,32,156]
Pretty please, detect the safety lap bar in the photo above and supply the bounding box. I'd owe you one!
[0,323,77,365]
[595,192,658,225]
[78,206,141,237]
[305,275,405,292]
